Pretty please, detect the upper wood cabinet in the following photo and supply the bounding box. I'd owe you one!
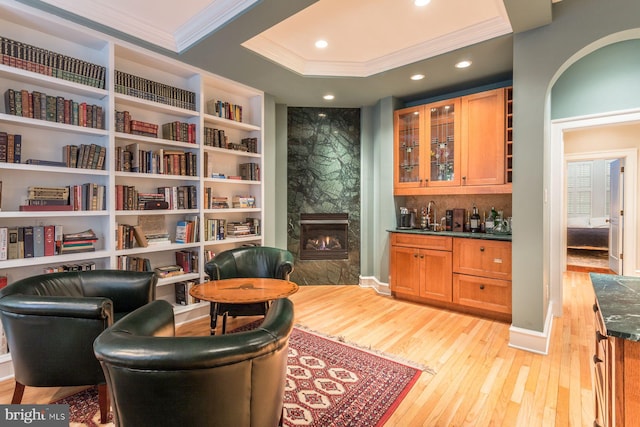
[394,87,511,195]
[460,89,505,186]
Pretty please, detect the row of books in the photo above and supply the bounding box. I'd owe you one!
[4,88,104,129]
[205,218,226,241]
[206,99,243,122]
[43,261,96,274]
[203,127,227,148]
[61,143,106,170]
[116,255,151,272]
[115,224,147,250]
[175,249,199,274]
[175,280,199,305]
[176,215,200,244]
[115,185,197,211]
[0,132,21,163]
[0,225,57,260]
[0,225,97,260]
[0,36,106,89]
[114,70,196,111]
[162,121,197,144]
[19,183,106,212]
[115,144,198,176]
[239,162,260,181]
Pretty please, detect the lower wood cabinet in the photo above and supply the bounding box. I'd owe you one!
[389,234,452,302]
[452,274,511,316]
[390,233,511,321]
[593,300,640,426]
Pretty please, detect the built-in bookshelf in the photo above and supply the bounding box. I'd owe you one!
[0,0,265,353]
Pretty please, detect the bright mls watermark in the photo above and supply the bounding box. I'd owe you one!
[0,405,68,426]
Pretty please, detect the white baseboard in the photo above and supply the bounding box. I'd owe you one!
[508,302,555,355]
[359,275,391,295]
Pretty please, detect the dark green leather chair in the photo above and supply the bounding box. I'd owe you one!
[0,270,157,423]
[204,246,294,334]
[94,297,294,427]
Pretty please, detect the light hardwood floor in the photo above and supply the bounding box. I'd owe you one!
[0,271,596,426]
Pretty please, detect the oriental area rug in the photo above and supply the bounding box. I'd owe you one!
[55,326,432,427]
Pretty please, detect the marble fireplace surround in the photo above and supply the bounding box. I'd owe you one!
[287,107,361,285]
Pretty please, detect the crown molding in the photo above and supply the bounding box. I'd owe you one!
[174,0,260,53]
[41,0,178,50]
[41,0,259,53]
[243,16,512,77]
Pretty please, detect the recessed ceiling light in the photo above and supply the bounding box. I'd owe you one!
[414,0,431,6]
[315,40,328,49]
[455,60,472,69]
[323,94,335,100]
[410,74,425,81]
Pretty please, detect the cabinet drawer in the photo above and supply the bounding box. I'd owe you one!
[453,238,511,280]
[391,233,452,251]
[453,274,511,315]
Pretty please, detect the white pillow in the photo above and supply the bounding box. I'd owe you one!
[590,217,609,228]
[567,217,590,228]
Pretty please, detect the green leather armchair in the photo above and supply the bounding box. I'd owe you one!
[94,297,294,427]
[204,246,294,334]
[0,270,157,423]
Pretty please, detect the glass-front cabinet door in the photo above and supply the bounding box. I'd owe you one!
[427,99,460,187]
[394,106,424,189]
[394,100,461,194]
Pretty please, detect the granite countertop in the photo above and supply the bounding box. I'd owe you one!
[389,228,512,242]
[591,273,640,341]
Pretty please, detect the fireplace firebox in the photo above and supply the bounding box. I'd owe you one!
[299,213,349,260]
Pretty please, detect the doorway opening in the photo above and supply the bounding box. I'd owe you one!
[565,158,615,274]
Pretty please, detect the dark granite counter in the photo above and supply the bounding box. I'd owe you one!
[591,273,640,341]
[388,228,512,242]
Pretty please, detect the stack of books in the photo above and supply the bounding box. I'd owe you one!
[154,265,184,278]
[20,186,71,211]
[226,221,255,237]
[204,189,228,209]
[61,229,97,254]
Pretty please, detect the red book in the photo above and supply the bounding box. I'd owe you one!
[19,205,73,211]
[44,225,55,256]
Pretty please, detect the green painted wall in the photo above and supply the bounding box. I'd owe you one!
[512,0,640,332]
[360,97,398,282]
[552,39,640,119]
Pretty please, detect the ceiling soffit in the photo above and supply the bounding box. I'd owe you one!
[241,0,513,77]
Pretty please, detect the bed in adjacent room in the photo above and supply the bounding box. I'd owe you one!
[567,217,609,250]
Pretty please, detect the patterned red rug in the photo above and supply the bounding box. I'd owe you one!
[54,326,429,427]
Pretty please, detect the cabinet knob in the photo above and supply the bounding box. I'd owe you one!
[420,255,425,259]
[480,247,485,252]
[593,355,603,364]
[414,254,419,258]
[596,331,607,342]
[592,303,599,313]
[462,176,466,181]
[479,284,485,290]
